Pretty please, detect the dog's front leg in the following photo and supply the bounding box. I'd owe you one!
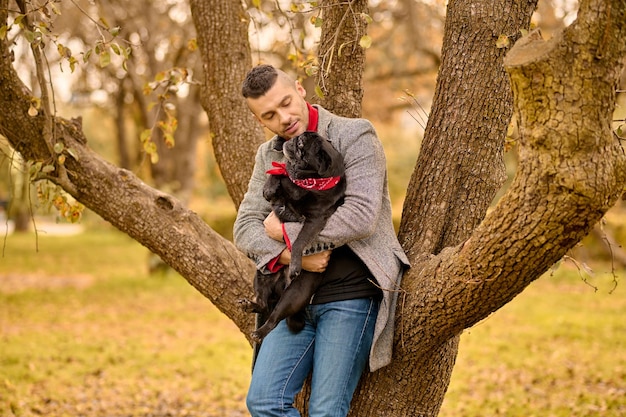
[288,217,327,280]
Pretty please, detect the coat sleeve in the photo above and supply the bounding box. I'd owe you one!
[233,142,287,272]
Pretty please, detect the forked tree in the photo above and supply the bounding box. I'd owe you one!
[1,0,625,416]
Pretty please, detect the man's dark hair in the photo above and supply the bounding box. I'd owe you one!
[241,64,279,99]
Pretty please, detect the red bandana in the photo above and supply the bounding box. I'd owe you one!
[266,161,341,191]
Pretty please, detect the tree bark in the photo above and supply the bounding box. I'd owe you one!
[348,2,538,415]
[189,0,263,208]
[316,0,368,117]
[399,0,538,258]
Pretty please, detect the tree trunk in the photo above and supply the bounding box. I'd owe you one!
[399,0,538,258]
[316,0,369,117]
[11,159,31,232]
[115,80,131,170]
[172,91,203,204]
[349,2,538,415]
[189,0,263,208]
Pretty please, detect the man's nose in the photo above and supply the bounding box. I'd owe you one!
[277,109,290,124]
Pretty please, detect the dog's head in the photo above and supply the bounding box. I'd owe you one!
[283,132,344,180]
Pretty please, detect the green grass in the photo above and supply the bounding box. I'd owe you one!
[440,268,626,417]
[0,228,251,417]
[1,228,625,416]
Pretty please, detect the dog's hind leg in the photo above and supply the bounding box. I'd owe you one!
[286,310,306,333]
[239,270,284,315]
[251,271,321,342]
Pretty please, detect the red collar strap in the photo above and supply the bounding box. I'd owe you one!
[266,161,341,191]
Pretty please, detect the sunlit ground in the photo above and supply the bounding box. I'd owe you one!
[1,227,624,416]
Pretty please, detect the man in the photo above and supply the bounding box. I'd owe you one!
[234,64,409,417]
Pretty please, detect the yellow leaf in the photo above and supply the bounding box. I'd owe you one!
[496,34,510,49]
[66,147,79,160]
[69,57,77,73]
[314,85,325,99]
[164,133,175,148]
[83,48,93,62]
[311,16,323,27]
[50,3,61,15]
[360,13,373,24]
[14,14,25,27]
[99,17,110,29]
[304,65,318,77]
[42,164,55,173]
[99,50,111,68]
[53,142,64,154]
[359,35,372,49]
[140,129,152,143]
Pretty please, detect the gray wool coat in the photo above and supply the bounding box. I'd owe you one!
[233,105,410,371]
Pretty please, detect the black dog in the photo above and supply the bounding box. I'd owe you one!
[240,131,346,343]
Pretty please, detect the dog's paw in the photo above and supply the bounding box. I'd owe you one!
[250,331,263,344]
[288,267,301,280]
[237,298,256,313]
[277,207,303,223]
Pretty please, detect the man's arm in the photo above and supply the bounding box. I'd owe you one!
[275,246,331,273]
[233,143,287,271]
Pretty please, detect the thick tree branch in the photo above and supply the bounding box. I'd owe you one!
[407,0,626,357]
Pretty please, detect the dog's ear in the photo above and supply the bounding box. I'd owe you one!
[317,138,344,177]
[317,148,332,176]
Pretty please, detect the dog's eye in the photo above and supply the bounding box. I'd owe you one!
[296,139,305,157]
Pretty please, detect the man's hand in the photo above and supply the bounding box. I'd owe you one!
[264,211,284,242]
[278,249,331,273]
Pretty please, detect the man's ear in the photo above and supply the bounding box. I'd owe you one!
[295,81,307,98]
[254,115,265,128]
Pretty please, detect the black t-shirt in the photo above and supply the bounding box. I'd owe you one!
[310,245,382,305]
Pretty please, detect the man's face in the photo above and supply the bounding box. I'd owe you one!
[246,79,309,140]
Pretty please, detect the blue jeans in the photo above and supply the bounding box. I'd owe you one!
[247,297,379,417]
